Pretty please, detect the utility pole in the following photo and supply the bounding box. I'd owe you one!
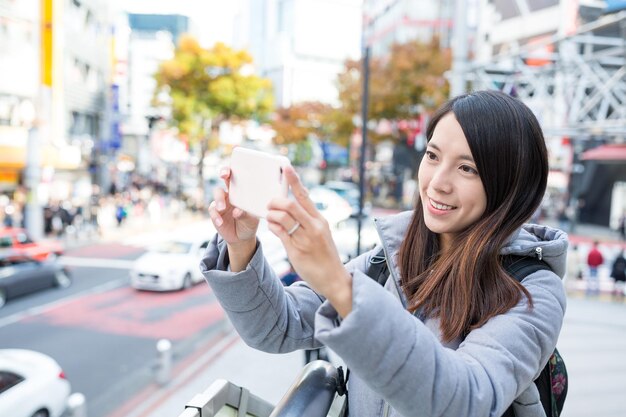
[450,0,469,97]
[356,0,399,256]
[356,44,370,256]
[25,0,53,240]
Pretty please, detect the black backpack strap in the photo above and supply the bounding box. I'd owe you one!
[501,254,550,283]
[501,254,568,417]
[366,247,390,286]
[368,252,551,287]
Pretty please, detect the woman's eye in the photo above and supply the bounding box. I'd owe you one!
[425,151,437,160]
[460,165,478,175]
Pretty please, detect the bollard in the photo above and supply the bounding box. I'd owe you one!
[67,392,87,417]
[156,338,172,386]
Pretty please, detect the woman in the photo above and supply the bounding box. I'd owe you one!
[201,90,567,417]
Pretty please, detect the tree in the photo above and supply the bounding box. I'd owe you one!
[270,101,355,167]
[381,38,451,119]
[154,36,273,187]
[271,102,331,146]
[335,38,451,144]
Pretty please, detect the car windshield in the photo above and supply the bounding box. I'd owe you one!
[150,241,192,254]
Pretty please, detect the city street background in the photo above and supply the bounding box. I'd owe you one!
[2,0,626,416]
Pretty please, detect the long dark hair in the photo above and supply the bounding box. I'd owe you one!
[398,90,549,342]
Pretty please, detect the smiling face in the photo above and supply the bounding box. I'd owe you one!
[418,113,487,251]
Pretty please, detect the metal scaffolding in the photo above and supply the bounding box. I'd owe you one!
[468,10,626,139]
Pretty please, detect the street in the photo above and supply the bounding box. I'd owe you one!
[0,241,226,417]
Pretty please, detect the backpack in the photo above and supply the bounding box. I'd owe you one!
[364,248,568,417]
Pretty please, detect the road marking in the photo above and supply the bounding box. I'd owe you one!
[60,256,135,269]
[0,278,127,329]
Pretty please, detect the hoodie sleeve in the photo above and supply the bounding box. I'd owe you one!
[314,268,566,417]
[199,233,376,352]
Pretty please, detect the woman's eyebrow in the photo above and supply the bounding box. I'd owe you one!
[428,142,475,163]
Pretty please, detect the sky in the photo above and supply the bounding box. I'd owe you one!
[118,0,242,46]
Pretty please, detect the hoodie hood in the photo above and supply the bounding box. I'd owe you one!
[500,224,569,278]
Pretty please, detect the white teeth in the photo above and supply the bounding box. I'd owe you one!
[430,199,454,210]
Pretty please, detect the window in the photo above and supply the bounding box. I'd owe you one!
[527,0,558,11]
[0,371,24,395]
[0,237,12,248]
[493,0,521,20]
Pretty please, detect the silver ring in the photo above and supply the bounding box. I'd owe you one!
[287,222,300,236]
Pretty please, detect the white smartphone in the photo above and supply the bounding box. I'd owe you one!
[229,147,291,218]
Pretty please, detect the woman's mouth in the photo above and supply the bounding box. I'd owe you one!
[429,198,457,211]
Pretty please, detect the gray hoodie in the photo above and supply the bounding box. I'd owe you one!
[200,211,567,417]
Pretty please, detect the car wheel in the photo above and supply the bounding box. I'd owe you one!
[31,409,49,417]
[54,270,71,288]
[0,288,6,309]
[181,273,192,290]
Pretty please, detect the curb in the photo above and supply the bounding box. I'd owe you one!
[107,330,240,417]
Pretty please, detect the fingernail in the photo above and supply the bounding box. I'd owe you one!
[220,168,228,176]
[215,216,223,226]
[217,201,226,211]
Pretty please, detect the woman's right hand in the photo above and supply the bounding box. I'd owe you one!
[208,167,259,246]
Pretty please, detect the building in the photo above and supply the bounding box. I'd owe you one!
[234,0,362,107]
[62,0,115,198]
[119,13,190,186]
[127,13,190,44]
[470,0,626,227]
[0,0,114,207]
[363,0,455,57]
[0,0,39,192]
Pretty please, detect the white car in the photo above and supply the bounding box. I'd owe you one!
[130,239,210,291]
[323,181,372,218]
[309,187,353,227]
[0,349,71,417]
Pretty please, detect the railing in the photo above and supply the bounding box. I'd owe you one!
[177,360,341,417]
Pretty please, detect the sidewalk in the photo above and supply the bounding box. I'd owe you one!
[107,327,304,417]
[59,210,209,251]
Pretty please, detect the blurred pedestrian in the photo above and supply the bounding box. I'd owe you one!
[610,250,626,300]
[618,212,626,242]
[280,263,301,287]
[566,244,583,284]
[115,202,127,227]
[557,209,570,233]
[586,241,603,296]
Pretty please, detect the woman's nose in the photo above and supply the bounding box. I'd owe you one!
[430,167,453,194]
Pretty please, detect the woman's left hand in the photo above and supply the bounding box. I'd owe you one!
[267,166,353,317]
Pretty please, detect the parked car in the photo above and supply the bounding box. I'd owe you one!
[308,187,353,227]
[0,349,71,417]
[0,228,63,261]
[130,238,210,291]
[0,251,71,308]
[323,181,372,218]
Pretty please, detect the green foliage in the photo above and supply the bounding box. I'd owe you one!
[271,39,450,149]
[336,38,451,144]
[154,36,274,146]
